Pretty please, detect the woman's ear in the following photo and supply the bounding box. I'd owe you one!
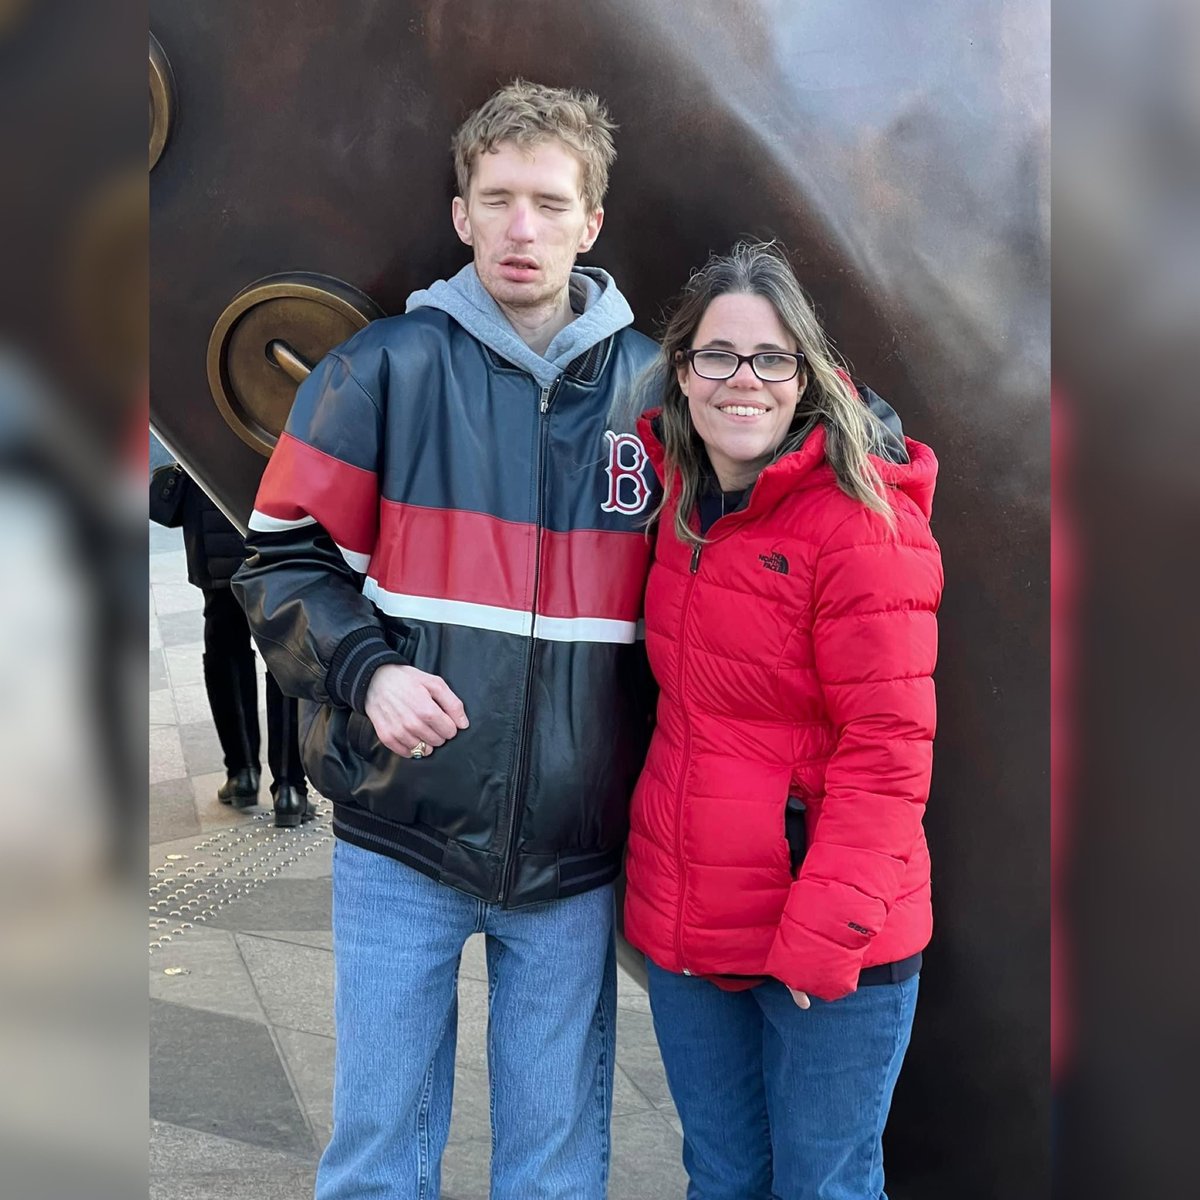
[674,351,689,397]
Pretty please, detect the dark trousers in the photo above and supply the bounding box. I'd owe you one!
[201,587,305,790]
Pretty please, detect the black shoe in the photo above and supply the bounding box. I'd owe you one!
[272,783,309,828]
[218,767,261,807]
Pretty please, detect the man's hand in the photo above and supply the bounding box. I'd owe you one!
[787,987,811,1010]
[364,664,469,758]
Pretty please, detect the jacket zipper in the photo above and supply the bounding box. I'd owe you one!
[673,538,704,972]
[669,480,771,963]
[499,377,559,903]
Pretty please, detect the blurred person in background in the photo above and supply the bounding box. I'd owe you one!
[623,242,941,1200]
[170,469,310,827]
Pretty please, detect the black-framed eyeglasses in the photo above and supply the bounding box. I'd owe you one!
[679,348,806,383]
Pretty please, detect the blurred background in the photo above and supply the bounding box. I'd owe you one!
[0,1,145,1197]
[1055,1,1200,1196]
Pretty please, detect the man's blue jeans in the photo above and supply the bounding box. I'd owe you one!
[646,958,918,1200]
[315,839,617,1200]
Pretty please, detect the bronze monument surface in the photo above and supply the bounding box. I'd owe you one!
[150,4,1049,1194]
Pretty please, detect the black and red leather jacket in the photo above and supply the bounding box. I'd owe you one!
[234,305,660,906]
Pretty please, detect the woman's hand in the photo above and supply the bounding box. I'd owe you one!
[787,987,811,1010]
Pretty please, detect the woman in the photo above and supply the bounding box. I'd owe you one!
[624,241,942,1199]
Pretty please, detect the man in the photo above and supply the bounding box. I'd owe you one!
[233,81,658,1199]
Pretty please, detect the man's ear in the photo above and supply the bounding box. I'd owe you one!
[577,207,604,254]
[451,196,473,247]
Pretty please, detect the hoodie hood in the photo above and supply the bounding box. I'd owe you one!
[406,263,635,387]
[637,412,938,520]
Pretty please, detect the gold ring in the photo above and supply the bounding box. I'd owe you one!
[411,741,428,759]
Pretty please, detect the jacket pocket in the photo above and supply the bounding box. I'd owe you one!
[299,703,357,803]
[348,710,374,759]
[784,796,808,875]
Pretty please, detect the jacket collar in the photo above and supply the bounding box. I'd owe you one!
[405,263,634,388]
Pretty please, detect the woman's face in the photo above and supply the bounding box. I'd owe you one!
[677,292,806,491]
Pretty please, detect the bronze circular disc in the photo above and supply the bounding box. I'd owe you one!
[206,272,384,456]
[149,32,175,171]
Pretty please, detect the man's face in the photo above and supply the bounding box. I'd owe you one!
[452,139,604,311]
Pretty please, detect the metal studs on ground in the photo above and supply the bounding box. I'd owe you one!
[148,796,333,954]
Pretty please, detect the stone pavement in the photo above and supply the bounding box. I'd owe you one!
[148,518,688,1199]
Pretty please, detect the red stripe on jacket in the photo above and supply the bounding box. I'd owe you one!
[255,432,378,554]
[539,528,647,620]
[371,500,647,620]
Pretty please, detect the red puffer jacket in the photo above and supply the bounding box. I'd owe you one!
[624,415,942,1001]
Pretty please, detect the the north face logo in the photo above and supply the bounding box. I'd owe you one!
[758,551,789,575]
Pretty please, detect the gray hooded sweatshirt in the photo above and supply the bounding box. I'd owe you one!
[406,263,636,388]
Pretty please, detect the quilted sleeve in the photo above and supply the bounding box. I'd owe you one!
[764,501,943,1000]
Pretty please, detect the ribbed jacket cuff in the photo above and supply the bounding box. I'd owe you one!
[326,626,406,712]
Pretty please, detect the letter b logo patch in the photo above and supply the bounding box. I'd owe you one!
[600,431,651,515]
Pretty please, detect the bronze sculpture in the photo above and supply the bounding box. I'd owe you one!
[149,3,1049,1194]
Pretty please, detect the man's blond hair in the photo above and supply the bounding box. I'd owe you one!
[452,79,617,214]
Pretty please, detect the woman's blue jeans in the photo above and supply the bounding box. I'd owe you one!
[315,839,616,1200]
[646,958,918,1200]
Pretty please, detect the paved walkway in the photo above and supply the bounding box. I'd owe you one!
[148,519,687,1198]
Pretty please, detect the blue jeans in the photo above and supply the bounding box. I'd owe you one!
[315,839,617,1200]
[646,959,918,1200]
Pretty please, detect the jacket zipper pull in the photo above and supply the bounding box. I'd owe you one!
[539,383,552,413]
[690,543,703,574]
